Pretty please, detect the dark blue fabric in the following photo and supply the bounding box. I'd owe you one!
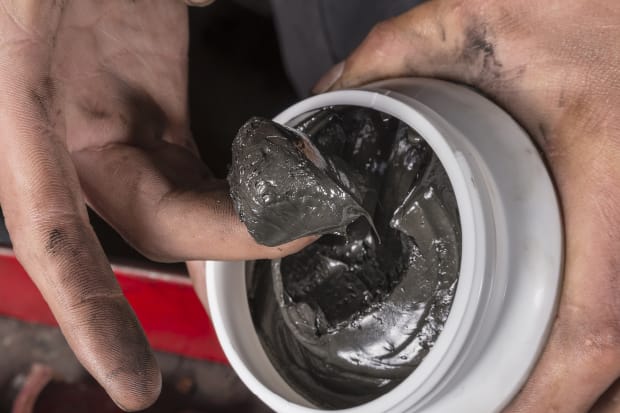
[319,0,424,62]
[270,0,424,96]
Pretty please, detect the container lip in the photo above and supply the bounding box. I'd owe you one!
[208,80,562,413]
[206,261,316,411]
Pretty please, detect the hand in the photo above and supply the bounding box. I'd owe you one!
[314,1,620,411]
[0,0,307,410]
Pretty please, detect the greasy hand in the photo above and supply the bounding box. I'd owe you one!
[0,0,305,410]
[315,1,620,411]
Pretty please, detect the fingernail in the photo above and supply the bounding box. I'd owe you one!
[185,0,215,6]
[312,61,345,94]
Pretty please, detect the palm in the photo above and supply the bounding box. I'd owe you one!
[49,1,221,260]
[56,0,189,150]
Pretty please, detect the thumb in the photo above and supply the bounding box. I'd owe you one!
[312,0,485,94]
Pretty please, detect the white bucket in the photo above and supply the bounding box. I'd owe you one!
[205,78,563,413]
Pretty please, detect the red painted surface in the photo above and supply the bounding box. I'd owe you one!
[0,248,227,364]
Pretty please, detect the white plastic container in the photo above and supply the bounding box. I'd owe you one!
[206,78,563,413]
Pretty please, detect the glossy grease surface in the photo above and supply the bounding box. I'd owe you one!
[236,107,460,408]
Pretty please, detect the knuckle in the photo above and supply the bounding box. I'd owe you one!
[585,323,620,366]
[32,215,86,258]
[560,304,620,363]
[587,321,620,353]
[12,213,84,260]
[11,214,119,304]
[366,20,399,46]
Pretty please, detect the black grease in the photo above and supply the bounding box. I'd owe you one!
[46,228,66,256]
[239,107,461,409]
[30,75,55,123]
[461,23,503,83]
[228,117,372,246]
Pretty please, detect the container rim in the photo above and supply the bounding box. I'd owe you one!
[208,88,484,413]
[207,79,562,413]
